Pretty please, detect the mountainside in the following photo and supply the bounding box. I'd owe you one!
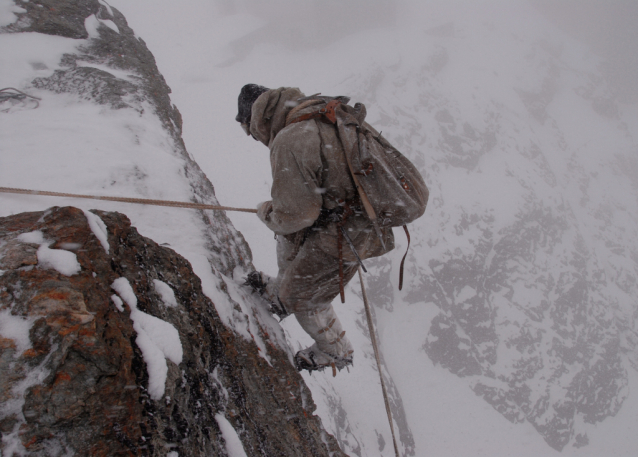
[109,0,638,454]
[0,1,346,455]
[2,0,638,455]
[343,2,638,452]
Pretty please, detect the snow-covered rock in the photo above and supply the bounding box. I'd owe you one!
[3,0,638,455]
[0,1,345,455]
[0,206,343,455]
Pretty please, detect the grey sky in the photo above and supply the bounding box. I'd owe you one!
[533,1,638,100]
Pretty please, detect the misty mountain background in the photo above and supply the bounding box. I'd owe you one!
[2,0,638,455]
[112,0,638,454]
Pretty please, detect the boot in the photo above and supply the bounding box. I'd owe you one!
[294,343,353,375]
[294,306,354,374]
[243,271,289,320]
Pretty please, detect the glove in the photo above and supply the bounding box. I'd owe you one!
[256,201,273,224]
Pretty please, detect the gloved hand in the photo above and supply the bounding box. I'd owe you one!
[256,201,273,224]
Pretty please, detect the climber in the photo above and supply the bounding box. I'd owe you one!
[237,84,395,374]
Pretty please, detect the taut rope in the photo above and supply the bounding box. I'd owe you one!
[0,186,257,214]
[358,267,400,457]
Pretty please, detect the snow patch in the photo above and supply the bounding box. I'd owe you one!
[215,414,248,457]
[20,230,84,277]
[456,285,477,303]
[1,32,83,91]
[83,209,110,253]
[111,277,183,400]
[85,14,119,38]
[111,294,124,312]
[0,309,34,356]
[17,230,46,245]
[153,279,178,308]
[37,244,81,276]
[84,14,101,38]
[76,60,137,82]
[98,0,114,17]
[0,0,25,27]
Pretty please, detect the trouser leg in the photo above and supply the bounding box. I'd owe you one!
[295,304,354,358]
[243,236,295,318]
[277,234,358,363]
[259,235,296,306]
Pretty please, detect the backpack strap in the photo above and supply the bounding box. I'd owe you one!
[286,99,342,126]
[285,99,323,125]
[398,225,411,290]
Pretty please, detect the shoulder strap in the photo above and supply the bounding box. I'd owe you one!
[285,99,323,126]
[398,225,411,290]
[285,98,347,126]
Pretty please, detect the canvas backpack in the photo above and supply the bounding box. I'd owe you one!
[287,96,429,289]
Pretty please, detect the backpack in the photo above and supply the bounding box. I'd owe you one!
[287,96,429,290]
[334,100,428,228]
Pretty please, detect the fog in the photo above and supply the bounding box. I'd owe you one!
[209,0,638,101]
[109,0,638,454]
[532,0,638,101]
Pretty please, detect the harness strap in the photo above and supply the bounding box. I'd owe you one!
[287,111,327,126]
[399,225,411,290]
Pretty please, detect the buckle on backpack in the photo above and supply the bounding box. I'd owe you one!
[318,99,341,124]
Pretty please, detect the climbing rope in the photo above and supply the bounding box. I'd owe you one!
[0,186,257,214]
[358,267,400,457]
[0,88,42,109]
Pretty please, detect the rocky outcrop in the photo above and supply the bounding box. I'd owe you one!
[0,206,345,456]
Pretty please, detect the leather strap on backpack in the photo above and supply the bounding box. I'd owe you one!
[399,225,411,291]
[286,99,342,126]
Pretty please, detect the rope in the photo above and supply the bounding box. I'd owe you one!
[0,88,42,109]
[358,267,400,457]
[0,186,257,214]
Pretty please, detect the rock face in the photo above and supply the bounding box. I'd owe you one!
[0,206,345,456]
[3,0,248,278]
[0,2,350,455]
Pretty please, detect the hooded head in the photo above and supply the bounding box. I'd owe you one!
[236,84,270,135]
[247,87,305,147]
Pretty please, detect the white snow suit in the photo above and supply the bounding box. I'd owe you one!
[250,87,394,362]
